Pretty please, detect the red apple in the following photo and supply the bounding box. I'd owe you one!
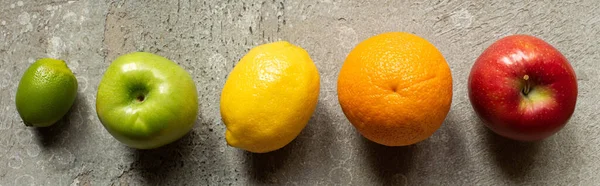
[468,35,578,141]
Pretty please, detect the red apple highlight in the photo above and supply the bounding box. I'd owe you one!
[468,35,577,141]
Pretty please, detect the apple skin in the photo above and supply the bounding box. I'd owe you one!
[468,35,577,141]
[96,52,198,149]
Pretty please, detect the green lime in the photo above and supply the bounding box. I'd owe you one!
[15,58,78,127]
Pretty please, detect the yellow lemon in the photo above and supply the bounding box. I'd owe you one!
[220,41,320,153]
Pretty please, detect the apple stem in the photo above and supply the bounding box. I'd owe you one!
[522,75,531,96]
[136,95,145,102]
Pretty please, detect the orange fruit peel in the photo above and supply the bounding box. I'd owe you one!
[337,32,453,146]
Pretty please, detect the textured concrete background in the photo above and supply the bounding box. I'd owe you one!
[0,0,599,185]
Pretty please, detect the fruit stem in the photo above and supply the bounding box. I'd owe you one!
[522,75,531,96]
[136,95,145,102]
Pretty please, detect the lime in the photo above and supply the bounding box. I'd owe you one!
[15,58,78,127]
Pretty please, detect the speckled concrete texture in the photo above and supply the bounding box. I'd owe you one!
[1,0,599,185]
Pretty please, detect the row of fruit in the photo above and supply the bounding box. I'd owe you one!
[15,32,577,153]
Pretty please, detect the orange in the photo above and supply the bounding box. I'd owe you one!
[337,32,452,146]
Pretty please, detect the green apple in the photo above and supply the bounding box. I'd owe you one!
[96,52,198,149]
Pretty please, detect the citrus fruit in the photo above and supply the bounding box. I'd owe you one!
[16,58,78,127]
[221,41,320,153]
[337,32,452,146]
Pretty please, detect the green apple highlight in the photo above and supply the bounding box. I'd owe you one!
[96,52,198,149]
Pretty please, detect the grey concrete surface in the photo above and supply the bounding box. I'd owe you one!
[0,0,599,185]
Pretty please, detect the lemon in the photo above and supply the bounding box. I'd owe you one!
[220,41,320,153]
[15,58,78,127]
